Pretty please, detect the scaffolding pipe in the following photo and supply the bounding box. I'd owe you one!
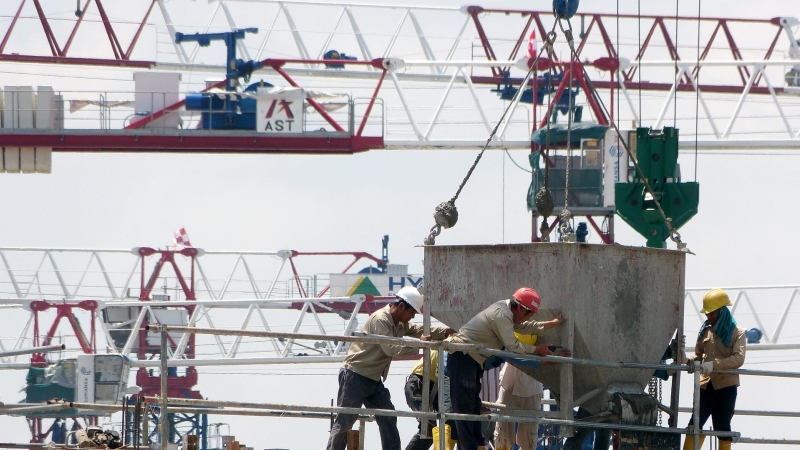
[157,326,800,378]
[0,344,64,358]
[160,326,168,450]
[143,396,739,438]
[0,403,69,415]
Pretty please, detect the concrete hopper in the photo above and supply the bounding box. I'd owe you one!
[424,243,684,415]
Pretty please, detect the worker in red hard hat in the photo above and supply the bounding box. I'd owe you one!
[446,287,570,450]
[325,286,455,450]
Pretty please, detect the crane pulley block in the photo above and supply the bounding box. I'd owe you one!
[614,127,699,248]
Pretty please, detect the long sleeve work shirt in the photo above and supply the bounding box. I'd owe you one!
[343,305,450,381]
[447,299,545,365]
[688,325,746,389]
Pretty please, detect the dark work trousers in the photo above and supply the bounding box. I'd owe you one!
[448,351,485,450]
[687,384,738,441]
[404,374,459,450]
[563,407,612,450]
[326,368,401,450]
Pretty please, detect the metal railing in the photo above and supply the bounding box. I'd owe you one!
[125,326,800,449]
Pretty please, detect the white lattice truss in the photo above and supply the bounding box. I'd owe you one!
[0,248,798,368]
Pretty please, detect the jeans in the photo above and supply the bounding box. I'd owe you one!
[326,368,401,450]
[563,407,612,450]
[687,384,738,441]
[448,351,485,450]
[404,374,458,450]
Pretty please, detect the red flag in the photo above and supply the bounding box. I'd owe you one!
[526,29,537,59]
[173,227,192,248]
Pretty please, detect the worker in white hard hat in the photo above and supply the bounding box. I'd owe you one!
[325,286,455,450]
[493,332,544,450]
[681,288,746,450]
[446,287,571,450]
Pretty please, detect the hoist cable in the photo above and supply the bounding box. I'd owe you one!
[557,17,577,242]
[695,0,701,181]
[576,61,692,252]
[538,26,561,243]
[638,0,642,126]
[558,27,692,252]
[423,20,560,245]
[673,0,679,128]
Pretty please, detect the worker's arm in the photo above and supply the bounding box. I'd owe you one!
[404,322,454,341]
[540,314,567,330]
[493,311,537,355]
[713,328,746,370]
[687,327,710,366]
[372,316,418,357]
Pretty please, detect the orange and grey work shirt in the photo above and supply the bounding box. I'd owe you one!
[447,299,545,365]
[688,326,746,390]
[342,304,450,382]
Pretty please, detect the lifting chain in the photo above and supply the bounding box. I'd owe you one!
[558,17,577,243]
[647,376,663,427]
[424,23,560,246]
[535,31,559,243]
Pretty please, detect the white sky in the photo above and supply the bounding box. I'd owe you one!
[0,0,799,448]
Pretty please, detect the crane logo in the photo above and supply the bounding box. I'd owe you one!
[265,100,295,120]
[257,92,304,134]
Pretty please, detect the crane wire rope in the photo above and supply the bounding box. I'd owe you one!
[556,17,577,243]
[423,20,561,245]
[538,26,560,243]
[561,31,692,253]
[695,0,701,181]
[638,0,642,126]
[673,0,679,129]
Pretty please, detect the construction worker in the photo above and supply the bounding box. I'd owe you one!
[325,286,454,450]
[404,348,458,450]
[681,289,746,450]
[446,287,571,450]
[493,333,544,450]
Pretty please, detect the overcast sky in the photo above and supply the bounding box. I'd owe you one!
[0,0,799,448]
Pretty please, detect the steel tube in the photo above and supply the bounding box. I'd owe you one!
[678,407,800,418]
[0,344,64,358]
[693,362,701,450]
[0,404,68,415]
[146,397,436,421]
[159,326,800,378]
[160,326,168,450]
[146,396,739,438]
[738,438,800,445]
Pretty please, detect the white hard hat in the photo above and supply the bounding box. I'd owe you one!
[396,286,424,313]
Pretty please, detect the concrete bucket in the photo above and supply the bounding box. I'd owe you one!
[424,243,685,415]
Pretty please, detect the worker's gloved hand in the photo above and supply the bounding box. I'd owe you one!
[670,336,687,364]
[700,361,714,375]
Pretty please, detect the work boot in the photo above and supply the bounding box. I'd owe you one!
[682,431,706,450]
[719,439,732,450]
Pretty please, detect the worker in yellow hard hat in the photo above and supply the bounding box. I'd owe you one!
[682,289,746,450]
[403,348,458,450]
[493,333,543,450]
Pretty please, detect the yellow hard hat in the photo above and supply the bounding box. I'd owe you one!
[514,332,537,346]
[701,289,731,314]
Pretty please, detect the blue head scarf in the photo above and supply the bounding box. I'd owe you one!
[698,306,737,346]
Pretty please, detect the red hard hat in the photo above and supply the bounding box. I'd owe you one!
[512,287,541,313]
